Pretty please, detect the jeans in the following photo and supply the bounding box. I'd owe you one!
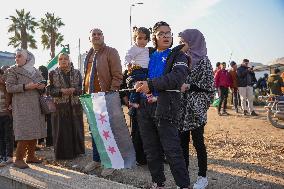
[91,134,101,162]
[128,68,148,104]
[0,115,13,158]
[179,126,207,177]
[231,89,240,110]
[137,101,190,188]
[218,86,229,112]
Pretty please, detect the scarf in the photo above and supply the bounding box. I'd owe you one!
[20,50,36,76]
[178,29,207,68]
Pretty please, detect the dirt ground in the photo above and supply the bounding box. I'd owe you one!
[37,105,284,189]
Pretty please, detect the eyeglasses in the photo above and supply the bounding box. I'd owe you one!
[155,31,173,38]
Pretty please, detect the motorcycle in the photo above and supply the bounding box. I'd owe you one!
[259,95,284,129]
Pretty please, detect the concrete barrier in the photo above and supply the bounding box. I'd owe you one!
[0,164,138,189]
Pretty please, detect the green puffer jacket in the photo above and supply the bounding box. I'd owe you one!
[267,74,283,95]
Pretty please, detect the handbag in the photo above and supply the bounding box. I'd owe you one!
[39,95,56,114]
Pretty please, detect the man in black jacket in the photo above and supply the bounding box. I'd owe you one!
[237,59,258,116]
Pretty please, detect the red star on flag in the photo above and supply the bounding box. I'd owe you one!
[98,113,107,125]
[103,130,110,140]
[108,146,116,155]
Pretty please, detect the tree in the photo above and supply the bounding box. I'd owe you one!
[7,9,38,50]
[39,12,65,58]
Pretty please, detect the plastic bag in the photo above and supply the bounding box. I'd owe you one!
[212,98,220,107]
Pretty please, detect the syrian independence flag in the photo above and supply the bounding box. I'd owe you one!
[46,47,69,71]
[79,92,136,169]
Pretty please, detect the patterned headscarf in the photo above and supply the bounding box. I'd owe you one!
[178,29,207,68]
[16,49,36,76]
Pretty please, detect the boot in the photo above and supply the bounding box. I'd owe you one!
[26,140,43,164]
[14,140,29,169]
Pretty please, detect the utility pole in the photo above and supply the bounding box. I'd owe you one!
[78,38,81,71]
[129,2,143,45]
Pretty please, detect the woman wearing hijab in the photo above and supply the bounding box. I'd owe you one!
[178,29,215,189]
[6,49,46,169]
[49,52,85,160]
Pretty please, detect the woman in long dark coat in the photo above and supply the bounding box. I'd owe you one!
[49,52,85,160]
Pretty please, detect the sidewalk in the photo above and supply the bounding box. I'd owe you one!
[0,163,138,189]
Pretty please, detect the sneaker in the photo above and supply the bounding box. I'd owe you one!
[217,112,222,116]
[193,176,208,189]
[101,168,115,177]
[150,183,165,189]
[83,161,101,173]
[243,110,248,116]
[250,111,258,116]
[235,108,239,113]
[5,157,13,164]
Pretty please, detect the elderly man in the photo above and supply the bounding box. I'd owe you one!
[83,28,123,174]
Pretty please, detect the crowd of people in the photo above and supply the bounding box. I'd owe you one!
[213,59,283,117]
[0,20,283,189]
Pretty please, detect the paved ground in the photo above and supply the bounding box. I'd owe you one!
[0,163,138,189]
[32,106,284,189]
[1,105,281,188]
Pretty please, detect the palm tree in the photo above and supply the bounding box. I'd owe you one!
[39,12,65,58]
[7,9,38,49]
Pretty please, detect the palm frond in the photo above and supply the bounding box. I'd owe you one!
[55,34,64,46]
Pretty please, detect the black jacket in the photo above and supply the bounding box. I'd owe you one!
[237,65,256,87]
[147,45,190,122]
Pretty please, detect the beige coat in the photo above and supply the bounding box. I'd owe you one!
[6,65,46,140]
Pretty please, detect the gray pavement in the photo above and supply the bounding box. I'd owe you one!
[0,164,138,189]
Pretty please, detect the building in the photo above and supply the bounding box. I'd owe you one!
[0,51,15,68]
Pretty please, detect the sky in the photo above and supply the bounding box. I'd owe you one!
[0,0,283,70]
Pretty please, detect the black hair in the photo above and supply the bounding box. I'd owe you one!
[151,21,173,49]
[133,27,151,42]
[274,68,280,74]
[216,62,221,67]
[243,59,249,63]
[39,65,48,80]
[230,61,236,67]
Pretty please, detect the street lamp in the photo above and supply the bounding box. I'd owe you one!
[130,2,143,45]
